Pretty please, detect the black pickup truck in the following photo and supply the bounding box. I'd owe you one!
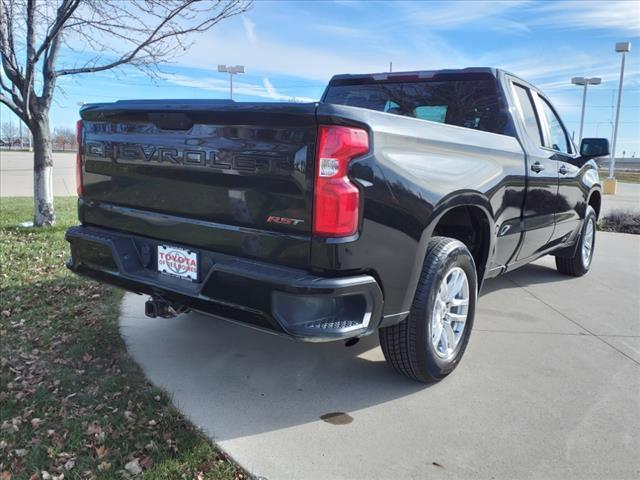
[66,68,608,383]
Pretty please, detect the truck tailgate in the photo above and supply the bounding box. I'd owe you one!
[78,101,317,267]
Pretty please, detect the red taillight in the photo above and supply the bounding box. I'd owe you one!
[313,125,369,237]
[76,120,83,197]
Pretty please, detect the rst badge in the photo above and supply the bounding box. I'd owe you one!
[266,215,304,226]
[157,245,198,281]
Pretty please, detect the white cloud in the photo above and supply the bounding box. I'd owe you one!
[396,0,528,31]
[262,77,278,98]
[160,72,317,102]
[332,0,364,6]
[262,77,316,102]
[242,16,256,43]
[530,1,640,35]
[313,24,366,37]
[176,30,400,81]
[396,0,638,35]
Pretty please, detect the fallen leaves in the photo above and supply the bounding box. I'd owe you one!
[124,458,142,476]
[0,421,18,434]
[139,455,153,469]
[0,199,245,479]
[86,422,101,436]
[94,445,108,459]
[13,449,27,458]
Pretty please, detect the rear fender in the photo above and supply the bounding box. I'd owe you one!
[399,192,495,314]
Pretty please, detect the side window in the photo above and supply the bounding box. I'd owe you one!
[513,84,543,145]
[537,95,571,154]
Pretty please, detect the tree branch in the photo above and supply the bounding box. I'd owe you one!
[56,0,250,76]
[22,0,37,119]
[1,0,251,122]
[55,0,196,76]
[0,0,24,94]
[0,92,27,123]
[33,0,81,62]
[41,30,62,108]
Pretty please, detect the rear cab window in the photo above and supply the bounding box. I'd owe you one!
[323,72,514,136]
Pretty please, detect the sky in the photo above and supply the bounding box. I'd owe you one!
[2,0,639,155]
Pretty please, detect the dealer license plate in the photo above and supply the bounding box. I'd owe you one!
[157,245,198,281]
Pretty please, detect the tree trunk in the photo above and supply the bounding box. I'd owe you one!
[31,117,55,227]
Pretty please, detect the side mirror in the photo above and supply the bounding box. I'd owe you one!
[580,138,610,159]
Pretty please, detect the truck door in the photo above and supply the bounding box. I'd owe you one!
[509,82,560,261]
[534,92,583,242]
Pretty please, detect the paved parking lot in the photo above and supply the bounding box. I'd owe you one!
[1,151,639,214]
[120,232,640,480]
[0,151,76,197]
[601,181,640,215]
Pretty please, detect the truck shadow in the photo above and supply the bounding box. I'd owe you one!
[119,294,426,442]
[480,262,575,295]
[118,259,573,442]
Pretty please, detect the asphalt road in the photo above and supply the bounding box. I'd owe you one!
[120,232,640,480]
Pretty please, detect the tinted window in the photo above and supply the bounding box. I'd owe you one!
[513,84,542,145]
[538,95,571,154]
[324,76,512,136]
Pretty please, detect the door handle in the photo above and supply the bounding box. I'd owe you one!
[559,165,568,175]
[531,161,545,173]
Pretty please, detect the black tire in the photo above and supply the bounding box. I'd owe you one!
[555,206,596,277]
[379,237,477,383]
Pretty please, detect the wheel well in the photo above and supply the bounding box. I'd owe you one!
[433,206,491,281]
[588,191,601,219]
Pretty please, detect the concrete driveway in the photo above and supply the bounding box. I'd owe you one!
[119,232,640,480]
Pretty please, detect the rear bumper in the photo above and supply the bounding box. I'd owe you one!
[66,225,383,342]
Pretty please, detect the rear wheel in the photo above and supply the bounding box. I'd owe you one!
[379,237,477,383]
[555,206,596,277]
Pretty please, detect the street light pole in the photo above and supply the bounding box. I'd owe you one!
[217,65,245,100]
[579,82,588,141]
[609,42,631,179]
[571,76,601,142]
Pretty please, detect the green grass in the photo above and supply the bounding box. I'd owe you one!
[0,198,245,480]
[598,169,640,184]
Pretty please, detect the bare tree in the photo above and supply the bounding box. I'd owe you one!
[0,0,250,226]
[1,119,18,141]
[52,125,75,150]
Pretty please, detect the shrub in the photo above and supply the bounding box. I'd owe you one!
[600,209,640,234]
